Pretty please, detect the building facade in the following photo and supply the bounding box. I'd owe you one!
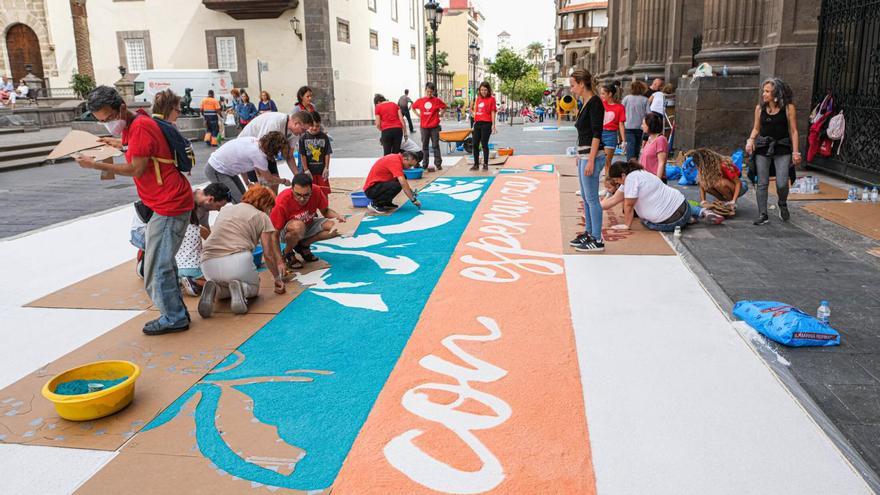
[434,0,484,102]
[554,0,607,80]
[4,0,425,125]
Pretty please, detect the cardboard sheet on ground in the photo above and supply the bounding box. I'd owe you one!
[465,154,510,166]
[47,130,122,161]
[26,258,331,314]
[0,311,272,451]
[556,156,579,177]
[803,201,880,240]
[771,181,848,201]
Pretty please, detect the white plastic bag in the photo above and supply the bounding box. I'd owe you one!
[693,62,714,78]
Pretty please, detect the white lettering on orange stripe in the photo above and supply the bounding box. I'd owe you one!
[460,176,563,283]
[384,317,510,494]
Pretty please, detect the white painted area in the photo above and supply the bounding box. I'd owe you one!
[419,179,487,202]
[311,292,388,312]
[565,255,871,495]
[0,443,115,495]
[371,210,455,235]
[293,269,371,291]
[310,245,418,275]
[317,233,386,249]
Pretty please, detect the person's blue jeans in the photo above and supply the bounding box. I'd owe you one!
[641,200,693,232]
[577,153,606,240]
[144,211,190,326]
[625,128,643,160]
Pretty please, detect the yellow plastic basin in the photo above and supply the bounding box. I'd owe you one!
[41,360,141,421]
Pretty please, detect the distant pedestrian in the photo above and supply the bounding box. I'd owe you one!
[600,83,626,165]
[236,92,257,126]
[746,77,801,225]
[470,81,497,171]
[374,94,406,155]
[292,86,316,114]
[569,68,606,253]
[258,91,277,114]
[622,80,649,160]
[412,82,447,171]
[77,86,194,335]
[648,83,672,120]
[398,89,415,133]
[230,88,243,125]
[645,77,665,98]
[201,90,221,146]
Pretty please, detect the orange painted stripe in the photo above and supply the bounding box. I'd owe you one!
[333,156,596,494]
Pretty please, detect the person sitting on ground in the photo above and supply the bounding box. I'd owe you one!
[604,159,724,232]
[193,182,231,233]
[239,110,314,190]
[199,185,286,317]
[299,111,333,195]
[270,173,346,269]
[177,208,208,297]
[363,151,422,214]
[205,131,292,203]
[688,148,748,214]
[639,112,668,182]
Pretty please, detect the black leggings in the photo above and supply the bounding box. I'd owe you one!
[472,121,492,166]
[380,128,403,155]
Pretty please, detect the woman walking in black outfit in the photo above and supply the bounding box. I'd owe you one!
[746,77,801,225]
[470,82,498,171]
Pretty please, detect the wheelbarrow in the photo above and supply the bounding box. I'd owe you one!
[439,128,473,153]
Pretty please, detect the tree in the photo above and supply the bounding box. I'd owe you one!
[425,32,450,73]
[488,48,531,125]
[525,41,544,66]
[505,68,545,107]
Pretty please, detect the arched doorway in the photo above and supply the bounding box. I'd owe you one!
[6,24,44,83]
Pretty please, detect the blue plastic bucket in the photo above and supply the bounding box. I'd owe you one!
[350,191,370,208]
[403,168,423,180]
[252,245,264,268]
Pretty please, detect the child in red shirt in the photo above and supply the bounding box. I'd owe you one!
[600,84,627,165]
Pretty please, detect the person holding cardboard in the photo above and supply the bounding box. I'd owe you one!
[75,86,194,335]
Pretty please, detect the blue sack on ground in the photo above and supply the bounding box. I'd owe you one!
[731,149,744,171]
[666,164,682,180]
[678,157,698,185]
[733,300,840,347]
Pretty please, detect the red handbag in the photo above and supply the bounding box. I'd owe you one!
[818,138,833,158]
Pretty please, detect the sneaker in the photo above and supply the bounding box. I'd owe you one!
[180,276,201,297]
[574,237,605,253]
[198,280,217,318]
[142,317,189,336]
[701,210,725,225]
[367,202,387,214]
[469,164,479,171]
[753,214,769,226]
[228,280,248,315]
[436,164,443,171]
[779,204,790,222]
[569,232,592,247]
[482,164,489,171]
[386,202,399,210]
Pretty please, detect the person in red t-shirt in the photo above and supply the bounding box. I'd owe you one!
[411,82,447,170]
[76,86,194,336]
[470,81,498,171]
[270,173,345,268]
[374,94,407,156]
[600,83,627,166]
[362,151,421,213]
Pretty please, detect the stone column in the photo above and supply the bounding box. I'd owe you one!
[695,0,765,74]
[613,0,639,79]
[303,0,336,125]
[69,0,95,80]
[665,0,704,80]
[632,0,671,79]
[598,0,620,80]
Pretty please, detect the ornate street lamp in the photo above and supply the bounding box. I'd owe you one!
[468,39,480,125]
[425,0,444,85]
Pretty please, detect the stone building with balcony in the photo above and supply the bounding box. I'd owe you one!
[554,1,607,78]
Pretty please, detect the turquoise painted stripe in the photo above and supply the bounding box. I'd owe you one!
[145,177,492,490]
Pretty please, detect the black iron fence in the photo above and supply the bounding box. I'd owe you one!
[810,0,880,184]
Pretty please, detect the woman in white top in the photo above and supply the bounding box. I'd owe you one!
[205,131,291,202]
[647,82,673,118]
[603,159,723,232]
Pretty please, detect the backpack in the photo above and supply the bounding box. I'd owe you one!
[151,116,195,173]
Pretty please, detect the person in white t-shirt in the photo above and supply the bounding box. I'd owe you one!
[604,159,723,232]
[238,111,314,191]
[205,132,291,202]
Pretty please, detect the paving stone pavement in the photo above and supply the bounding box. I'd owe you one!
[0,121,571,239]
[675,180,880,477]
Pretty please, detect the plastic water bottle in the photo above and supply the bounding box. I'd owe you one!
[722,65,729,77]
[862,187,870,202]
[817,300,831,325]
[673,226,682,237]
[847,186,857,202]
[871,186,879,203]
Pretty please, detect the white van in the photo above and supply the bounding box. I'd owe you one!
[133,70,234,108]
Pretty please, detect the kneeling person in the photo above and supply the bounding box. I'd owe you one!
[363,151,422,213]
[270,173,346,269]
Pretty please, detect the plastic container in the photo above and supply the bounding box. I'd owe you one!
[403,167,424,180]
[871,187,878,203]
[350,191,370,208]
[817,300,831,325]
[498,147,514,156]
[252,245,264,268]
[42,360,141,421]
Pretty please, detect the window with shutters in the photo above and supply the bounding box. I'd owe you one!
[411,44,416,59]
[124,38,147,72]
[370,30,379,50]
[392,38,399,55]
[215,37,238,72]
[337,18,350,43]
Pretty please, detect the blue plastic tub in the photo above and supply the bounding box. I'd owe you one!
[350,191,370,208]
[252,245,264,268]
[403,168,423,180]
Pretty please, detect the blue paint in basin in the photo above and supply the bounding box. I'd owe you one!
[55,377,128,395]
